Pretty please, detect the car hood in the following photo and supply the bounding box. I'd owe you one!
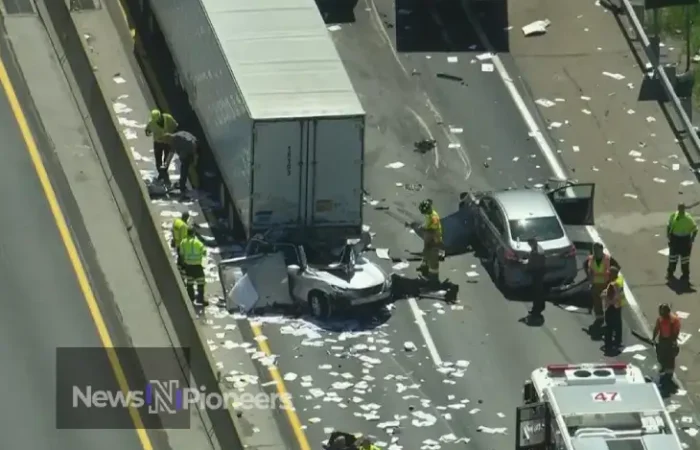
[313,262,387,290]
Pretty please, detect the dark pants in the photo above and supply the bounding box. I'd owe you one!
[668,235,692,279]
[530,273,545,315]
[656,338,679,375]
[178,154,193,191]
[604,306,622,348]
[184,264,205,304]
[154,140,170,169]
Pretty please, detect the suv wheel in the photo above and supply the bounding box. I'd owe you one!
[309,292,331,319]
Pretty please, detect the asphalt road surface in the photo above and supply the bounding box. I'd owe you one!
[0,53,146,449]
[241,1,699,449]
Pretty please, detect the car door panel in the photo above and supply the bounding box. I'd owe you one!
[547,183,595,226]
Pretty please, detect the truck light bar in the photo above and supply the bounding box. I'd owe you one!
[546,362,628,372]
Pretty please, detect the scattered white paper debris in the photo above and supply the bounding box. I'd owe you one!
[535,99,556,108]
[622,344,647,353]
[385,162,405,169]
[376,248,390,259]
[476,52,493,61]
[522,19,551,36]
[658,248,670,256]
[646,116,656,123]
[481,63,494,72]
[327,25,341,31]
[629,150,642,157]
[393,261,410,270]
[412,411,437,427]
[549,122,563,128]
[672,164,680,171]
[653,178,666,184]
[123,128,138,140]
[573,146,580,152]
[627,109,635,115]
[283,372,298,381]
[685,428,698,437]
[623,193,638,199]
[582,109,592,115]
[603,72,626,80]
[447,56,459,63]
[449,127,463,134]
[633,354,647,361]
[478,426,508,434]
[466,271,479,278]
[681,180,695,187]
[676,311,690,319]
[565,305,579,312]
[404,341,417,352]
[678,332,692,345]
[581,96,591,101]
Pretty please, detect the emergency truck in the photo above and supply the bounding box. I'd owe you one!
[515,362,684,450]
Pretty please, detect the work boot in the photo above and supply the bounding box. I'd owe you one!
[186,284,196,302]
[195,284,205,306]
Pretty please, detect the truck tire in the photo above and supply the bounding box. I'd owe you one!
[309,292,331,319]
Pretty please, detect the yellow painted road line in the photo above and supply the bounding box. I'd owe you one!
[251,323,312,450]
[0,49,153,449]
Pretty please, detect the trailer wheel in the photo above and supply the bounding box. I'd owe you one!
[309,292,331,319]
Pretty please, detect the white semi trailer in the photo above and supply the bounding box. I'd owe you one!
[145,0,366,238]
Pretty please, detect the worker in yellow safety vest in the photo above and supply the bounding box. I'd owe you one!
[178,227,206,306]
[145,109,178,173]
[583,242,620,327]
[417,199,443,284]
[667,202,698,282]
[357,437,383,450]
[171,211,190,273]
[603,266,625,352]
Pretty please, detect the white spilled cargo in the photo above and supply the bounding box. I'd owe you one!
[147,0,366,239]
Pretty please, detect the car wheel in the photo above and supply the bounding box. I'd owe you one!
[308,292,331,319]
[492,254,506,288]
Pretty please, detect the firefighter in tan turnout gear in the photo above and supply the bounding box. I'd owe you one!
[417,199,443,285]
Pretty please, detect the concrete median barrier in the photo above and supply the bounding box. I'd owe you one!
[34,0,244,447]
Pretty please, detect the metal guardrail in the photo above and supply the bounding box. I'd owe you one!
[620,0,700,154]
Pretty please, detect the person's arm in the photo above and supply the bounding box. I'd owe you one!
[652,318,659,342]
[691,216,698,241]
[667,214,674,239]
[609,256,621,270]
[145,120,152,136]
[582,257,589,273]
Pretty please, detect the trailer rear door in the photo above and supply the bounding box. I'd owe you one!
[308,117,364,228]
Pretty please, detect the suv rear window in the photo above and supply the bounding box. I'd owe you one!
[509,217,564,242]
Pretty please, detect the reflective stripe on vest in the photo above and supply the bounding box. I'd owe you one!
[425,210,443,243]
[587,255,610,284]
[181,239,203,265]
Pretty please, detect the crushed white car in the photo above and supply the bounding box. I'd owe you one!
[218,230,392,318]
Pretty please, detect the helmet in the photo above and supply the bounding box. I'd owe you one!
[150,109,162,122]
[418,199,433,214]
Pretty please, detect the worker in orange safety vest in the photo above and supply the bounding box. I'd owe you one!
[652,303,681,386]
[583,242,620,327]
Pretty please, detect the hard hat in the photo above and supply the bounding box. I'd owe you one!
[418,199,433,214]
[150,109,162,122]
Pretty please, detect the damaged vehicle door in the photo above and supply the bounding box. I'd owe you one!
[218,252,294,313]
[546,182,595,226]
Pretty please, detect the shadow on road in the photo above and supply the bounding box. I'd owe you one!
[395,0,509,53]
[316,0,359,24]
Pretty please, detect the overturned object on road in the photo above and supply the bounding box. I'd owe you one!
[522,19,551,37]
